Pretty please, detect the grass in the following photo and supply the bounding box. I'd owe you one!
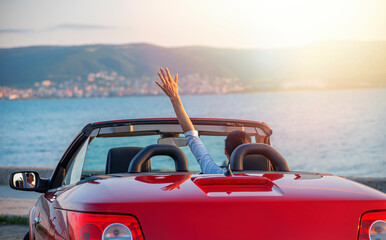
[0,215,29,225]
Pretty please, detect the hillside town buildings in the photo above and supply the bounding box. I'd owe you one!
[0,71,245,100]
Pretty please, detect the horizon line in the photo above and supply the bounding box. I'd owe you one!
[1,39,386,51]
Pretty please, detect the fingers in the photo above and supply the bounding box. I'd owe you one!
[160,68,168,83]
[156,81,169,96]
[165,68,173,82]
[158,67,179,85]
[158,72,166,85]
[155,80,164,90]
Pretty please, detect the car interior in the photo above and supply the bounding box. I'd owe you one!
[82,133,273,178]
[59,123,276,187]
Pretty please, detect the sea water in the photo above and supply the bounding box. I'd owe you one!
[0,88,385,177]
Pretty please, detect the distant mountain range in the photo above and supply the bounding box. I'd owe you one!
[0,41,385,90]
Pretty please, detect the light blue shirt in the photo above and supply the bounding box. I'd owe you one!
[184,130,226,174]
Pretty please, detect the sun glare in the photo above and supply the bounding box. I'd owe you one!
[0,0,385,48]
[206,0,385,48]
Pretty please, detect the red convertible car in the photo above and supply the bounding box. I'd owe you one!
[10,118,386,240]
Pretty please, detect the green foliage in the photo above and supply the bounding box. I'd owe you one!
[0,215,29,225]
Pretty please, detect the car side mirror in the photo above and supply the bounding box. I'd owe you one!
[9,171,49,193]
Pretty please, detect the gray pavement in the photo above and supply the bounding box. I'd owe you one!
[0,186,41,200]
[0,186,40,216]
[0,225,29,240]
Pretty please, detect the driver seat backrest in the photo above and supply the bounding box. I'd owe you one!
[243,154,273,171]
[105,147,151,174]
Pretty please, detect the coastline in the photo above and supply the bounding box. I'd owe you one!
[1,86,385,101]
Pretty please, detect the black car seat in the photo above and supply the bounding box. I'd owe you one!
[243,154,273,171]
[105,147,151,174]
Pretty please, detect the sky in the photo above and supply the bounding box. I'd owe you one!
[0,0,385,49]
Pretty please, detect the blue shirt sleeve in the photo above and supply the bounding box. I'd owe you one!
[184,130,226,174]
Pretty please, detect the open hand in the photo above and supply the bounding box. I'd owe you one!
[155,68,179,100]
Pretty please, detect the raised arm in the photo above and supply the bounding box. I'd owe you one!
[155,68,194,133]
[155,68,225,174]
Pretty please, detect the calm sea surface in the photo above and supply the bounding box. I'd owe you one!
[0,88,385,177]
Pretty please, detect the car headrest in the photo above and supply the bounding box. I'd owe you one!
[128,144,188,173]
[105,147,150,174]
[243,154,273,171]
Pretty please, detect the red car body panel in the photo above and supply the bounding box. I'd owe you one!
[15,118,385,239]
[33,173,386,240]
